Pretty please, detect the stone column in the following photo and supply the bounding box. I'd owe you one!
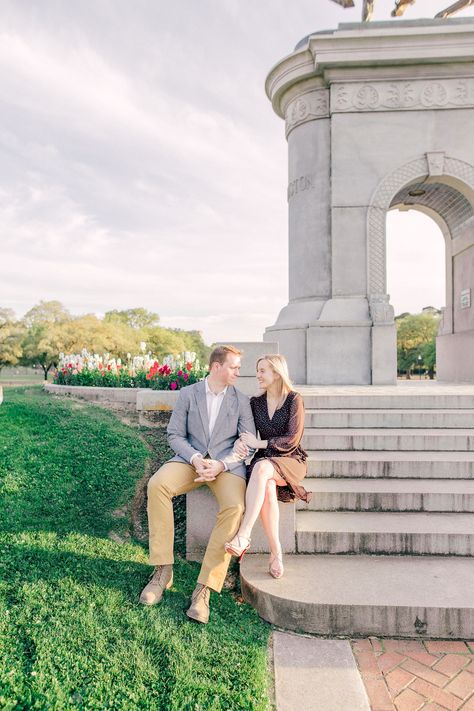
[264,80,331,383]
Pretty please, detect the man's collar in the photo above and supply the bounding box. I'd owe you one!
[205,376,228,397]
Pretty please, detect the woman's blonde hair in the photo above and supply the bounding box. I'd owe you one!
[256,354,294,396]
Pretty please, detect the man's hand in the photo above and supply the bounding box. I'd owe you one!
[233,438,249,460]
[240,431,260,449]
[194,459,224,483]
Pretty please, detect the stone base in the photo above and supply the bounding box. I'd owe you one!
[437,331,474,383]
[264,327,307,384]
[307,325,371,385]
[186,485,296,562]
[372,324,397,385]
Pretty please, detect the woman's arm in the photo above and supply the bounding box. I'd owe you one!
[266,393,305,454]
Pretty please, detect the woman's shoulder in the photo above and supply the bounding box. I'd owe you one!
[250,393,265,405]
[287,390,303,405]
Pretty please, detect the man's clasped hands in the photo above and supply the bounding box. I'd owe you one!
[193,431,258,482]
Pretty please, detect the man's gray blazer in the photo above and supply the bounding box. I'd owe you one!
[167,379,256,479]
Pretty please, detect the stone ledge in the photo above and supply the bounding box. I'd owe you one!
[186,486,296,561]
[44,383,142,405]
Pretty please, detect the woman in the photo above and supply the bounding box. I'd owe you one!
[225,354,311,578]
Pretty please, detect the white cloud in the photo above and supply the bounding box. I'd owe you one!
[0,0,472,344]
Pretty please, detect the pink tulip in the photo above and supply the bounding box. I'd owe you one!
[170,381,177,390]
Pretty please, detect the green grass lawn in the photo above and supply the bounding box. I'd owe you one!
[0,388,270,710]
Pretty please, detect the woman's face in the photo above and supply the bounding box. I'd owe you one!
[256,359,279,391]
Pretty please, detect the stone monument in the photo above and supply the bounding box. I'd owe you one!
[263,18,474,384]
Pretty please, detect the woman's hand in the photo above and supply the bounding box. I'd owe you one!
[240,432,260,449]
[233,439,249,460]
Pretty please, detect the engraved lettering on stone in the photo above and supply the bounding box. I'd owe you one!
[421,82,448,107]
[287,174,315,201]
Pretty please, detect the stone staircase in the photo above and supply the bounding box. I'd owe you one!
[240,384,474,639]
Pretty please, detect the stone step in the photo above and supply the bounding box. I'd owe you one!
[297,478,474,512]
[307,450,474,478]
[240,554,474,638]
[296,511,474,555]
[304,408,474,429]
[302,428,474,451]
[297,386,474,411]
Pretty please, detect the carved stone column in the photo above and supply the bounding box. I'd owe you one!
[265,18,474,384]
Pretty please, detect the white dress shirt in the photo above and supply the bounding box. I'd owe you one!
[190,378,228,466]
[205,378,228,436]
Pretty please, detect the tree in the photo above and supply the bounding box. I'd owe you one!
[21,301,72,380]
[22,300,71,328]
[396,312,439,378]
[104,308,160,330]
[0,309,24,374]
[60,315,140,359]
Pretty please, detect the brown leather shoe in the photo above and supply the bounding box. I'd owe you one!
[186,583,210,624]
[139,565,173,605]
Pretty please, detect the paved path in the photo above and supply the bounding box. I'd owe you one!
[352,638,474,711]
[273,634,474,711]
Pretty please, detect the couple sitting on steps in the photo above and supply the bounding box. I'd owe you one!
[139,344,311,624]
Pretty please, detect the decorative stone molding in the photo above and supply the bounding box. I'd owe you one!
[427,152,445,177]
[285,89,329,137]
[332,78,474,113]
[367,155,474,298]
[369,295,395,325]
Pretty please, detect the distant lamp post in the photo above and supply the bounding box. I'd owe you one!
[418,354,423,379]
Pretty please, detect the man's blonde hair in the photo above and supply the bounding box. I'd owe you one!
[209,345,242,368]
[256,354,294,396]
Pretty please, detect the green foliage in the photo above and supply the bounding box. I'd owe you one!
[13,301,211,375]
[104,308,160,330]
[0,309,24,372]
[396,312,439,376]
[55,358,208,390]
[0,389,270,710]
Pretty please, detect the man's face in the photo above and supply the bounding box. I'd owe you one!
[215,353,241,386]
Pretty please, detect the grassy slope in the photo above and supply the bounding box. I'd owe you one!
[0,388,269,711]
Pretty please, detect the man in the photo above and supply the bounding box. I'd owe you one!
[139,344,256,624]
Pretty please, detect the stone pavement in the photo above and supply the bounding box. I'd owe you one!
[273,633,474,711]
[351,638,474,711]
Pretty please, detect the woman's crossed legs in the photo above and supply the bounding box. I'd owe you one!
[226,459,286,577]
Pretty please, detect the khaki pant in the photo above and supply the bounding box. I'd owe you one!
[147,461,246,593]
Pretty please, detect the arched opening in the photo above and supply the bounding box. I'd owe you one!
[386,208,445,378]
[387,179,474,381]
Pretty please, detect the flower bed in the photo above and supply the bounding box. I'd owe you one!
[54,350,208,390]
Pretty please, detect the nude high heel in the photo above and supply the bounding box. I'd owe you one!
[269,552,284,579]
[224,535,251,562]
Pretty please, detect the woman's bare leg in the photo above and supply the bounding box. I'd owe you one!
[259,479,281,556]
[232,460,285,541]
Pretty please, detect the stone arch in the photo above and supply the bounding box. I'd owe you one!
[367,154,474,302]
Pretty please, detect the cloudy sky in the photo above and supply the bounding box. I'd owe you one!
[2,0,474,344]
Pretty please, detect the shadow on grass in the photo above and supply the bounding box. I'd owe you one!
[3,539,254,630]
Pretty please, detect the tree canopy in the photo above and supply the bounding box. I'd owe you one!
[0,302,210,379]
[396,311,440,378]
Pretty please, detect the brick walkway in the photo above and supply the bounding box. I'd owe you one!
[352,638,474,711]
